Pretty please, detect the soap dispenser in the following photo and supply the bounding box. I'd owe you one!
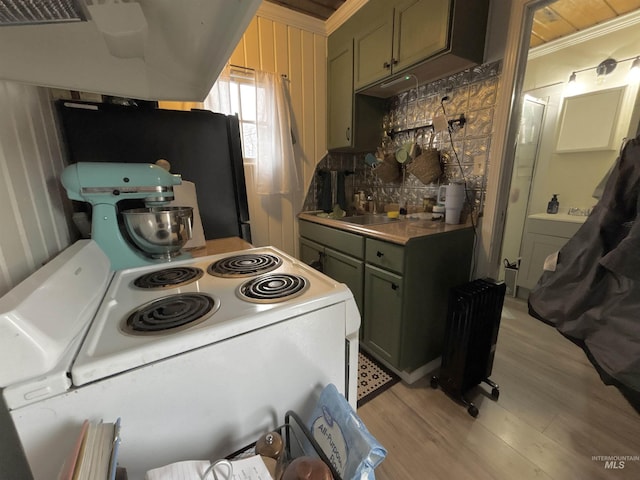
[547,194,559,214]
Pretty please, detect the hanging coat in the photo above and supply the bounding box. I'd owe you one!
[528,134,640,411]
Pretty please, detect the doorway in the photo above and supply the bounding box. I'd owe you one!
[499,95,546,286]
[497,7,640,295]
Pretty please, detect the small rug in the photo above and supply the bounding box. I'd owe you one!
[357,350,400,407]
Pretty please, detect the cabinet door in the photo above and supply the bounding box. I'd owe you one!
[299,237,324,271]
[519,233,568,290]
[393,0,450,73]
[327,39,354,150]
[324,247,364,320]
[363,264,403,368]
[353,0,394,90]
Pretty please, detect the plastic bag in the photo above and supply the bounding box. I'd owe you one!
[306,384,386,480]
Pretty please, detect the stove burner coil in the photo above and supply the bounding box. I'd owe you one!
[207,253,283,278]
[237,274,308,304]
[123,293,218,334]
[133,267,204,289]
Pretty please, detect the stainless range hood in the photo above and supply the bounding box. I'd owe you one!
[0,0,261,101]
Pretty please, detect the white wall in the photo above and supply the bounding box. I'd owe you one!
[0,81,72,298]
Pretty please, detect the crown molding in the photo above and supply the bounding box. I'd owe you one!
[529,8,640,59]
[257,1,326,36]
[326,0,368,35]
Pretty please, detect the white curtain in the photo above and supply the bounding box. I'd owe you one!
[204,66,300,195]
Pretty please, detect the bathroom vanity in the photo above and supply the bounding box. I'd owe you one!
[518,213,587,292]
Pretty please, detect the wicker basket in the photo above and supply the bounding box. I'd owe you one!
[374,154,402,183]
[406,148,442,185]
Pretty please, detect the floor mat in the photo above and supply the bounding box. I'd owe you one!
[357,350,400,407]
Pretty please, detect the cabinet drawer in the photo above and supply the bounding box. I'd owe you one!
[299,221,365,259]
[527,218,583,238]
[365,238,404,273]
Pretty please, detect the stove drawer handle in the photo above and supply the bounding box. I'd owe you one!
[376,250,384,258]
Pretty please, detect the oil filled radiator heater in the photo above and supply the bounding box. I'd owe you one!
[431,279,506,417]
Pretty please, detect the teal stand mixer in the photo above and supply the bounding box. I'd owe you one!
[61,162,194,271]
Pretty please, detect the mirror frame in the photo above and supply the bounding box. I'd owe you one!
[480,0,556,278]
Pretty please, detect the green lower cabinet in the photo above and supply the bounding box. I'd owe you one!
[362,264,403,366]
[362,230,474,373]
[324,248,364,318]
[299,219,474,376]
[299,236,364,318]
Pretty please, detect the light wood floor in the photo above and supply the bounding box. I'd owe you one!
[357,297,640,479]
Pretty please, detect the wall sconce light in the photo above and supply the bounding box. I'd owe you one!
[567,55,640,85]
[596,58,617,78]
[630,56,640,82]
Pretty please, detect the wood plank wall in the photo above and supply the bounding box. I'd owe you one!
[0,81,72,297]
[229,8,327,255]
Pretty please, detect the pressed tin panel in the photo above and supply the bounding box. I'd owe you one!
[304,61,501,217]
[0,81,71,297]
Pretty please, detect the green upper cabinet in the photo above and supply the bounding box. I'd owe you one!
[354,0,449,90]
[352,0,394,90]
[326,0,488,150]
[392,0,449,74]
[327,33,355,149]
[327,16,385,152]
[351,0,489,98]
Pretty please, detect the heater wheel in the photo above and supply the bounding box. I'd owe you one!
[491,387,500,400]
[430,376,439,389]
[467,404,479,418]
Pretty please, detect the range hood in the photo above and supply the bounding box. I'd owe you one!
[0,0,261,101]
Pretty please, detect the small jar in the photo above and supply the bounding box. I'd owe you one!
[255,431,284,459]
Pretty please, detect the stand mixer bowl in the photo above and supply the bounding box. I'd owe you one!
[122,206,193,259]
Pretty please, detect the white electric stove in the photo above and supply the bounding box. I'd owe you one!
[0,240,360,480]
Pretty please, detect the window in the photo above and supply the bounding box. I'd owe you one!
[228,77,258,161]
[206,67,299,195]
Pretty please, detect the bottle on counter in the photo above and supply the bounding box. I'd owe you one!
[546,194,559,214]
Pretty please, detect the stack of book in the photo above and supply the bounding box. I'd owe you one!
[58,418,123,480]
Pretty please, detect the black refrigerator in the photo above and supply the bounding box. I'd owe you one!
[56,100,251,243]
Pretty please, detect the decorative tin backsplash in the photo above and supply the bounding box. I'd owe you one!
[304,60,502,216]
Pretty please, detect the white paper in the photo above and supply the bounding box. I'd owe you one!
[145,460,211,480]
[228,456,273,480]
[145,456,272,480]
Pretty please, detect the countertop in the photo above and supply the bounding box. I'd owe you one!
[189,237,253,257]
[528,212,588,224]
[298,211,473,245]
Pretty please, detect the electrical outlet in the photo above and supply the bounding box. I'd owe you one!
[473,156,486,175]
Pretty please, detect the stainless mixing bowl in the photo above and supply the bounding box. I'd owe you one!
[122,206,193,259]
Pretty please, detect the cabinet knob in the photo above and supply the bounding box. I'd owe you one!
[391,58,398,65]
[391,283,399,291]
[376,251,384,257]
[345,126,351,142]
[383,61,391,69]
